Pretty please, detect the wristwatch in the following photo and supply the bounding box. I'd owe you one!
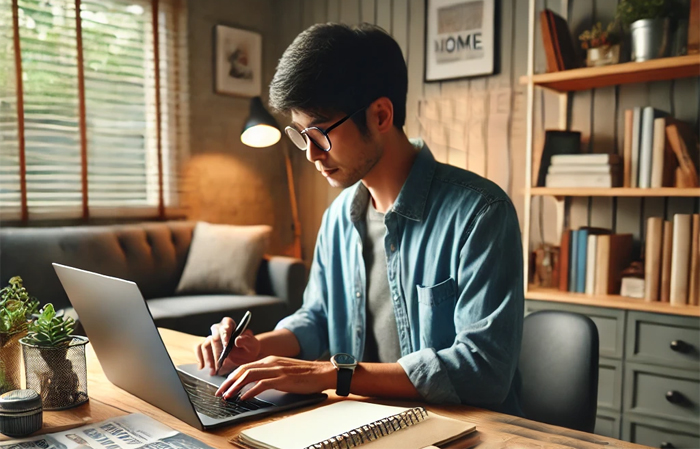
[330,353,358,396]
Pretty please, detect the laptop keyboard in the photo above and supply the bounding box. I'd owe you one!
[178,372,272,419]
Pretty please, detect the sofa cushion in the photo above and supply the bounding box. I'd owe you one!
[176,223,272,295]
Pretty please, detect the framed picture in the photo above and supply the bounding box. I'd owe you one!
[424,0,496,82]
[214,25,262,97]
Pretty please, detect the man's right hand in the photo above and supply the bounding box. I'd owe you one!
[194,317,261,376]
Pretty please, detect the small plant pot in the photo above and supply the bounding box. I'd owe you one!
[586,44,621,67]
[631,18,671,62]
[0,330,27,394]
[20,336,89,410]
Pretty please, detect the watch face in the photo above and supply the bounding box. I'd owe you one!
[333,353,357,367]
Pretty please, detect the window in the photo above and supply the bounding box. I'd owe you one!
[0,0,188,221]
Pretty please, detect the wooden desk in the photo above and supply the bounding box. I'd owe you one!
[10,329,648,449]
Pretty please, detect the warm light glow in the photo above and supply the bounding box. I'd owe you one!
[241,125,281,148]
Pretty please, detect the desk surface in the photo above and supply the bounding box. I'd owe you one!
[9,328,647,449]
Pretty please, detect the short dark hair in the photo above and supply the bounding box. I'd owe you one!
[269,23,408,133]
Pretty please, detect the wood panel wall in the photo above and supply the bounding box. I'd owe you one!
[273,0,699,264]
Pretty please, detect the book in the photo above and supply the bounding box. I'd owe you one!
[535,130,581,186]
[585,234,598,294]
[539,10,579,71]
[545,173,617,188]
[644,217,664,302]
[638,107,668,188]
[670,214,692,306]
[689,214,700,306]
[666,122,700,187]
[548,164,616,174]
[569,229,578,292]
[576,227,611,293]
[631,107,642,188]
[623,109,633,187]
[594,233,633,295]
[650,117,673,188]
[559,229,572,291]
[689,0,699,55]
[550,153,620,165]
[230,402,478,449]
[661,220,674,303]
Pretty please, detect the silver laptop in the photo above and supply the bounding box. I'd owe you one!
[52,263,326,430]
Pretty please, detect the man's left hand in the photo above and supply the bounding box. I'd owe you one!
[215,356,336,401]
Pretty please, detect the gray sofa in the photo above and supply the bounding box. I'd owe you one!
[0,221,306,336]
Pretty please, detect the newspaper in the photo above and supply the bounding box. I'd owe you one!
[0,413,214,449]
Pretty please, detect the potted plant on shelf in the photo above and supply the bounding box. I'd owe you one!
[0,277,39,393]
[616,0,684,62]
[20,304,89,410]
[579,21,622,67]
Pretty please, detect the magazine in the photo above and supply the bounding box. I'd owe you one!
[0,413,213,449]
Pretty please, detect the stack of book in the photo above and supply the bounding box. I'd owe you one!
[623,107,699,188]
[644,214,700,305]
[558,227,633,295]
[545,154,622,188]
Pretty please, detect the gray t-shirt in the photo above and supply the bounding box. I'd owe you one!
[362,201,402,363]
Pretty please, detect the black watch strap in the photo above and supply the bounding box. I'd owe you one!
[336,367,353,396]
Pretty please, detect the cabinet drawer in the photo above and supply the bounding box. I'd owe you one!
[598,358,622,411]
[525,300,625,359]
[624,362,700,425]
[626,312,700,371]
[595,409,620,439]
[623,414,700,448]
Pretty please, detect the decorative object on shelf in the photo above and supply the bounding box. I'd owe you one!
[689,0,699,54]
[535,130,581,187]
[20,304,89,410]
[615,0,685,62]
[533,244,559,289]
[620,261,645,298]
[424,0,495,81]
[240,97,302,259]
[0,389,42,438]
[539,9,580,72]
[0,277,39,394]
[579,22,622,67]
[214,25,262,97]
[665,122,700,187]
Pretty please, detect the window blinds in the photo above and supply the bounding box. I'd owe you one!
[0,0,188,221]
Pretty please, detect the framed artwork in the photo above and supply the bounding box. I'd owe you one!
[424,0,496,82]
[214,25,262,97]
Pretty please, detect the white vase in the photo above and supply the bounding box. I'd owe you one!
[586,44,621,67]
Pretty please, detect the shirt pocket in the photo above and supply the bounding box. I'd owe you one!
[416,277,457,350]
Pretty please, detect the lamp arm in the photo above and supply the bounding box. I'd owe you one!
[282,141,303,260]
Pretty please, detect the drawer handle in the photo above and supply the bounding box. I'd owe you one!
[660,442,674,449]
[669,340,690,353]
[665,390,685,404]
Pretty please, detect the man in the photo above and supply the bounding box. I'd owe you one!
[195,23,524,415]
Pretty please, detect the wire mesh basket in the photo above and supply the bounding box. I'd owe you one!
[20,336,89,410]
[0,330,27,394]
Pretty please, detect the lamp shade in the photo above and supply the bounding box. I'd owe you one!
[241,96,281,148]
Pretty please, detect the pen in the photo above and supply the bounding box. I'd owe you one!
[215,310,252,376]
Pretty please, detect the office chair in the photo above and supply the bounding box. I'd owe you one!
[518,310,599,433]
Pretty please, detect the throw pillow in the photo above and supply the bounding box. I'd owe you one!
[176,222,272,295]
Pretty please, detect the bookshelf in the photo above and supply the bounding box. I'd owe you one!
[519,54,700,93]
[522,1,700,316]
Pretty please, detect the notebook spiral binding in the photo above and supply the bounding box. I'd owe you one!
[303,406,429,449]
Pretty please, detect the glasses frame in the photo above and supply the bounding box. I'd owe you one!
[284,106,368,152]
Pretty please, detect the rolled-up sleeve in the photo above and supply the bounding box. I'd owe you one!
[398,199,524,407]
[275,212,330,361]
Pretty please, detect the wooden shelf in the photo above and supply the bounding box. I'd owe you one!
[519,54,700,92]
[526,287,700,317]
[529,187,700,198]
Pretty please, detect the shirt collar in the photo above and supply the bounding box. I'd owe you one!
[349,139,436,223]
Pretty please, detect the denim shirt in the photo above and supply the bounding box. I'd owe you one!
[276,140,524,415]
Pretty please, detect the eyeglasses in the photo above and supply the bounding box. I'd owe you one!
[284,106,367,152]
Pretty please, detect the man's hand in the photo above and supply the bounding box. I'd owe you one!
[194,317,261,375]
[215,356,336,401]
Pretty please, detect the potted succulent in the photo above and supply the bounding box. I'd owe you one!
[615,0,684,61]
[579,21,622,67]
[20,304,89,410]
[0,277,39,393]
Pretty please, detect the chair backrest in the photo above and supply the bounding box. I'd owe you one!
[518,310,599,433]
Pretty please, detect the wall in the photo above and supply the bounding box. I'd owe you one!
[185,0,295,255]
[273,0,700,264]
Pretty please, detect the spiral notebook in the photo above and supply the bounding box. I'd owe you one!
[229,401,477,449]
